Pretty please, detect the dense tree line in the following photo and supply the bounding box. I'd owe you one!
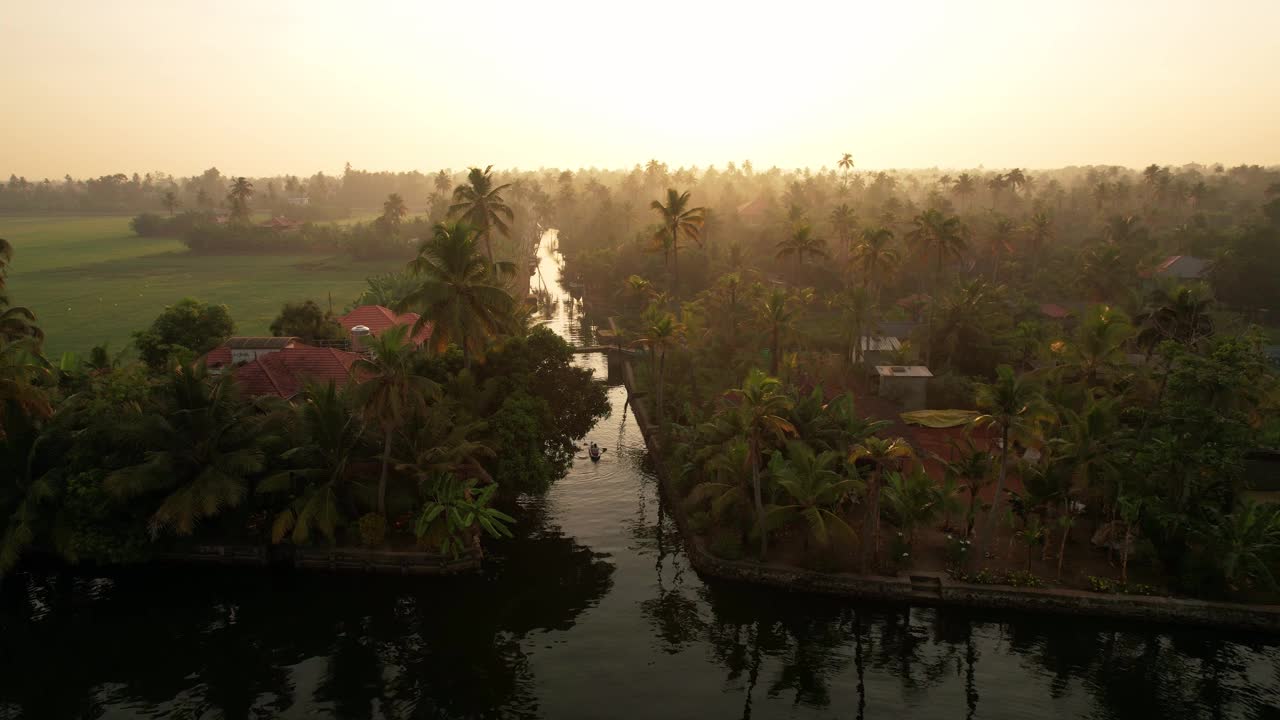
[564,158,1280,601]
[0,222,608,576]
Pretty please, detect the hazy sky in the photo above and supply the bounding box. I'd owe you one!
[4,0,1279,178]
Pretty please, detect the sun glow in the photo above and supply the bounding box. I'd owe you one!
[2,0,1278,177]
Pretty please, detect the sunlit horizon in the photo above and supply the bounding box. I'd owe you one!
[4,0,1279,178]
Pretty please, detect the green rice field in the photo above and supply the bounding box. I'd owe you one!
[1,215,400,357]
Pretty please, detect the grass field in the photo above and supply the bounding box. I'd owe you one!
[2,215,401,357]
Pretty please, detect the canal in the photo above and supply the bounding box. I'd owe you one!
[0,231,1276,718]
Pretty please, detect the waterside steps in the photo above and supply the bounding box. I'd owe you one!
[908,573,944,600]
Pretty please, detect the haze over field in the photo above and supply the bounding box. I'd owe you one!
[4,0,1280,178]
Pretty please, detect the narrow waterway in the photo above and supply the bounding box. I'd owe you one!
[1,230,1277,719]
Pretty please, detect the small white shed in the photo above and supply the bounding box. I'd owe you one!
[875,365,933,410]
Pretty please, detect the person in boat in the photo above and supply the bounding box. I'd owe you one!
[589,442,601,460]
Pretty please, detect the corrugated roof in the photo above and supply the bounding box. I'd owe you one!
[875,365,933,378]
[233,344,362,399]
[339,305,432,345]
[1039,303,1072,319]
[224,336,299,349]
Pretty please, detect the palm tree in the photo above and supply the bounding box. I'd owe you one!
[1059,305,1133,387]
[629,307,683,426]
[0,239,42,345]
[351,325,442,517]
[162,190,181,216]
[195,188,211,209]
[775,224,829,282]
[1135,285,1214,354]
[105,366,266,535]
[951,173,977,211]
[766,441,862,551]
[1052,396,1124,575]
[0,338,52,441]
[727,369,796,557]
[881,466,941,549]
[258,382,363,544]
[829,204,858,262]
[760,289,794,376]
[850,227,897,303]
[944,438,995,538]
[1026,211,1053,272]
[986,215,1016,283]
[398,221,516,365]
[380,193,409,234]
[837,153,855,178]
[970,365,1051,567]
[449,165,514,270]
[849,436,913,571]
[226,177,254,222]
[908,209,968,366]
[650,188,705,296]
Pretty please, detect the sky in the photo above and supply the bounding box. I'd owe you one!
[3,0,1279,178]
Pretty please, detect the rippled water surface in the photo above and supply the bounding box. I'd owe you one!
[2,231,1277,719]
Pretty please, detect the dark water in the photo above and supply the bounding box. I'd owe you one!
[2,232,1278,719]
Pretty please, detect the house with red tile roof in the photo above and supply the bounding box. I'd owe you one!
[1140,255,1208,281]
[1039,303,1073,320]
[202,336,301,375]
[232,344,362,399]
[339,305,432,346]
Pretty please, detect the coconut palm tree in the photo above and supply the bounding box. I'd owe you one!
[849,435,913,571]
[1026,211,1053,273]
[850,227,898,303]
[881,466,941,550]
[105,366,267,536]
[908,209,968,366]
[226,177,254,222]
[399,221,516,365]
[0,338,52,441]
[986,215,1016,283]
[257,381,363,544]
[449,165,514,270]
[727,369,796,557]
[686,436,754,543]
[1134,285,1214,354]
[775,224,829,282]
[0,239,42,345]
[829,204,858,262]
[629,306,683,427]
[1058,305,1133,388]
[970,365,1052,567]
[766,441,863,551]
[759,289,794,376]
[351,325,442,517]
[1051,396,1125,575]
[162,190,181,216]
[951,173,977,211]
[944,438,996,538]
[650,188,705,296]
[380,193,409,234]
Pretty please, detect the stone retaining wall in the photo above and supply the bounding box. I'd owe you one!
[155,544,481,576]
[611,324,1280,634]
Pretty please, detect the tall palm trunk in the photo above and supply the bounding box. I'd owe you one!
[860,467,879,573]
[1056,498,1071,579]
[751,440,767,558]
[670,225,679,297]
[770,323,780,376]
[974,425,1009,568]
[656,348,665,426]
[378,431,392,517]
[926,251,941,366]
[480,218,495,271]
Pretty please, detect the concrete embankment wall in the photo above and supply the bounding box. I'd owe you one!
[610,318,1280,634]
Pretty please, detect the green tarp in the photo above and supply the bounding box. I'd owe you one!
[900,409,979,428]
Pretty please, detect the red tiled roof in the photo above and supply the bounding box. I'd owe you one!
[736,197,769,218]
[233,345,361,399]
[1039,303,1072,319]
[201,346,232,370]
[339,305,432,345]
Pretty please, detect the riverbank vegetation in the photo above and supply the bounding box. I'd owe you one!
[0,177,608,577]
[553,159,1280,603]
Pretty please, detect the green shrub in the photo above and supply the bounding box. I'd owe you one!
[1089,576,1158,595]
[358,513,387,548]
[709,534,743,561]
[943,533,971,569]
[130,213,164,236]
[687,510,711,534]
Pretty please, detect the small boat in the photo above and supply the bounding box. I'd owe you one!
[588,445,604,462]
